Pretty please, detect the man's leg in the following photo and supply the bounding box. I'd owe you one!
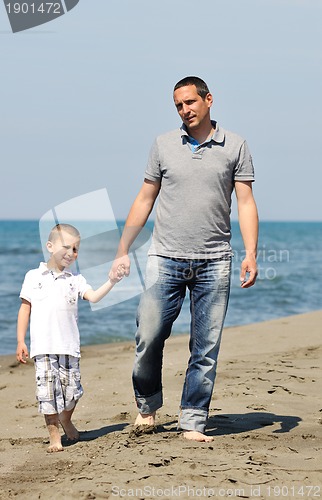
[179,257,231,441]
[133,256,185,425]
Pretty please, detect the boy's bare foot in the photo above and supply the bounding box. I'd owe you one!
[59,408,80,441]
[59,417,80,441]
[134,412,156,427]
[47,443,64,453]
[183,431,214,442]
[45,414,64,452]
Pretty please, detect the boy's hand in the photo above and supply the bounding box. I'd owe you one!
[109,265,127,285]
[16,342,29,364]
[109,256,130,282]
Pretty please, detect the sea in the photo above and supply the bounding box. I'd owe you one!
[0,220,321,356]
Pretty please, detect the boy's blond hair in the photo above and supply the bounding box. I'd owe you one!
[48,224,80,242]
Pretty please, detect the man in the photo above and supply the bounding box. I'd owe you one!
[110,76,258,442]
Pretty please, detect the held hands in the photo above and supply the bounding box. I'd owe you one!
[240,255,258,288]
[109,255,131,284]
[16,342,29,364]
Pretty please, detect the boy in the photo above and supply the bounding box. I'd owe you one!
[16,223,123,453]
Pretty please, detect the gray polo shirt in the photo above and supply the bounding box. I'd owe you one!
[145,121,255,259]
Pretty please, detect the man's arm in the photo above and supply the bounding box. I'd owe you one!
[109,179,161,281]
[16,299,31,363]
[235,180,259,288]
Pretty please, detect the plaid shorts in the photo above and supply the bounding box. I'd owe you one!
[34,354,84,415]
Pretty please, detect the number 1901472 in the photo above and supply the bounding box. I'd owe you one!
[6,3,62,14]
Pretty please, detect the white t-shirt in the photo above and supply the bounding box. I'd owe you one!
[20,262,92,358]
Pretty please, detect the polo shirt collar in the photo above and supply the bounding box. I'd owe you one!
[180,120,225,144]
[39,262,73,276]
[210,121,225,143]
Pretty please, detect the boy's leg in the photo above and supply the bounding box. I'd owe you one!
[35,354,82,448]
[59,406,79,441]
[34,355,62,451]
[45,413,63,452]
[58,354,83,440]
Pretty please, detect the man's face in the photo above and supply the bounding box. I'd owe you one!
[173,84,213,131]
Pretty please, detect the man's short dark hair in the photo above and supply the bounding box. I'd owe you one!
[174,76,210,99]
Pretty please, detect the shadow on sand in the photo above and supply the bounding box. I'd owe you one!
[62,422,128,446]
[207,412,302,436]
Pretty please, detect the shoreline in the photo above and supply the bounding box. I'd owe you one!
[1,308,322,360]
[0,310,321,499]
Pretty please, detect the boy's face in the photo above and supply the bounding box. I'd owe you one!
[46,230,80,271]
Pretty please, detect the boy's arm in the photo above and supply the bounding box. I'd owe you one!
[83,278,118,304]
[16,299,31,363]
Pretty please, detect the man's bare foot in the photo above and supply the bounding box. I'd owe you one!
[134,412,156,427]
[130,412,157,437]
[183,431,214,442]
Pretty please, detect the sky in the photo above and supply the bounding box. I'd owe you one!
[0,0,321,222]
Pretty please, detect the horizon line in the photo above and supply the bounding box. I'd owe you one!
[0,218,321,223]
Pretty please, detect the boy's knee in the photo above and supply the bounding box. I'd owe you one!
[45,413,59,425]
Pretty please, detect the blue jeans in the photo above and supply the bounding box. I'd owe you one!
[133,255,232,433]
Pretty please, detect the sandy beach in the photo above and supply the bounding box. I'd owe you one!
[0,310,321,499]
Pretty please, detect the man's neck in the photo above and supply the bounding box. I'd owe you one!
[186,122,215,144]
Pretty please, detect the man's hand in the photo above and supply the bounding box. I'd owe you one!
[16,341,29,364]
[240,256,258,288]
[109,255,131,282]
